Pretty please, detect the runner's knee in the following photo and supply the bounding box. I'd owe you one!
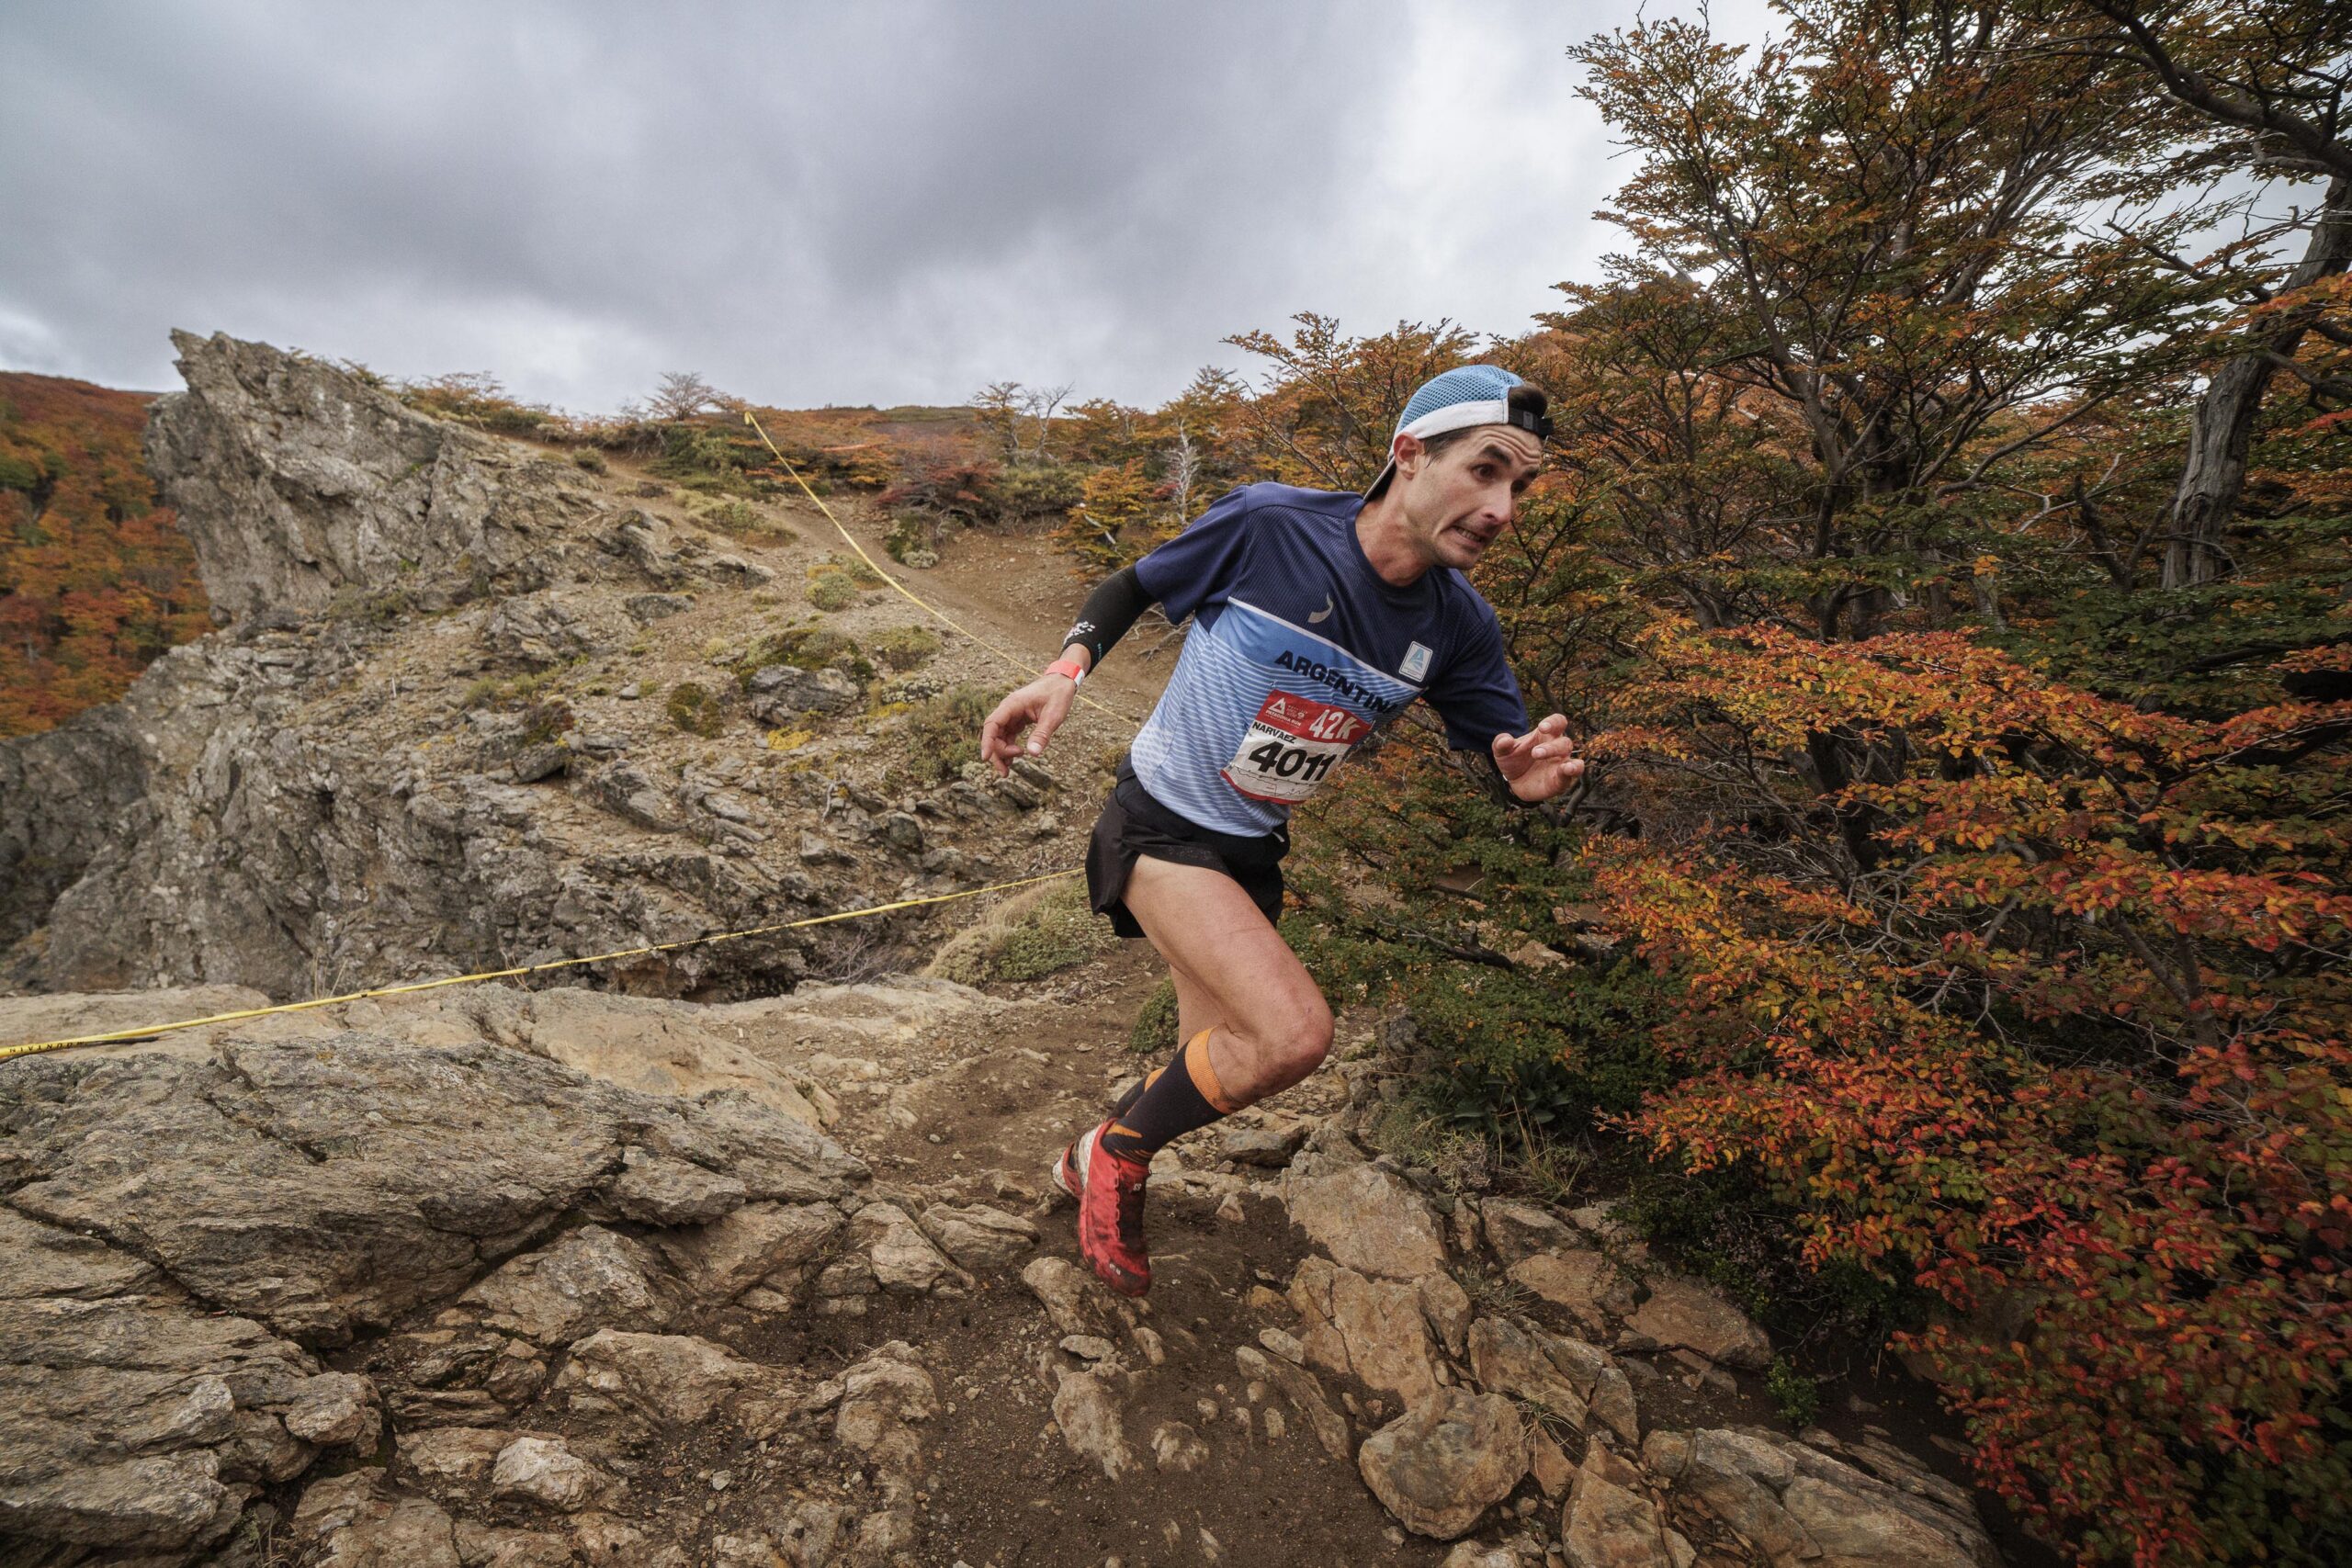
[1257,995,1332,1079]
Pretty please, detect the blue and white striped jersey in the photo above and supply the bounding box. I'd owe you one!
[1126,482,1528,838]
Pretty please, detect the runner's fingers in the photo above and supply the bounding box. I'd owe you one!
[1030,700,1067,753]
[980,700,1029,773]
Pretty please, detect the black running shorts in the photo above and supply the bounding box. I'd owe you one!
[1085,761,1289,939]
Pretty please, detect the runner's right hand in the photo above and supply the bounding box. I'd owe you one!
[979,674,1077,775]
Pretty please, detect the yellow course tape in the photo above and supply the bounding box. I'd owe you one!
[0,869,1079,1063]
[741,410,1137,724]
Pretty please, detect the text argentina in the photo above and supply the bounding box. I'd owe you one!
[1271,649,1397,714]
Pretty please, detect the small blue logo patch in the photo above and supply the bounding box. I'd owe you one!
[1400,641,1432,682]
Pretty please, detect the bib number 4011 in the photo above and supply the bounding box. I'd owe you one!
[1223,691,1370,805]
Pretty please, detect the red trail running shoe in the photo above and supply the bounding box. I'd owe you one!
[1054,1119,1152,1296]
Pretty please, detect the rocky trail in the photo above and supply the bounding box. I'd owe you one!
[4,335,2013,1568]
[2,955,2007,1568]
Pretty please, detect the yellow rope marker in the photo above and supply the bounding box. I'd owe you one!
[741,409,1139,725]
[0,868,1079,1063]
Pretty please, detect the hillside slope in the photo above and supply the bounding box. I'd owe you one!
[0,333,1134,998]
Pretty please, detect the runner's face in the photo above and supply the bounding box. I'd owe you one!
[1398,427,1543,570]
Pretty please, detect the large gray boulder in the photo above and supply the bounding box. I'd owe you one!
[1643,1426,2001,1568]
[0,1036,865,1562]
[1356,1387,1529,1540]
[0,1247,379,1555]
[1,1038,863,1344]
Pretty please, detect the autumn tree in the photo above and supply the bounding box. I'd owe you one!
[1223,314,1479,491]
[969,380,1073,465]
[1059,458,1165,570]
[644,370,726,422]
[1230,4,2352,1562]
[1561,0,2236,643]
[2032,0,2352,587]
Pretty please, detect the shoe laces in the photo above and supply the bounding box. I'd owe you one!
[1114,1176,1148,1252]
[1100,1154,1148,1251]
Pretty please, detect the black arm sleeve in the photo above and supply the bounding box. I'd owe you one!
[1060,564,1152,669]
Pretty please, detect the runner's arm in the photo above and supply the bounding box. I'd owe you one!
[1060,563,1152,671]
[980,566,1157,773]
[1423,601,1579,807]
[983,488,1250,773]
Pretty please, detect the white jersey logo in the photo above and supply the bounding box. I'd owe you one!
[1400,641,1432,681]
[1307,595,1334,624]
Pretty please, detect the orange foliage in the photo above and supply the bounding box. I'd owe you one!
[1582,621,2351,1565]
[0,373,209,736]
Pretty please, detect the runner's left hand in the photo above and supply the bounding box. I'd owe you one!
[1492,714,1584,802]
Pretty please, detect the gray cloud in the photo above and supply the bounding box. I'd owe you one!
[0,0,1773,411]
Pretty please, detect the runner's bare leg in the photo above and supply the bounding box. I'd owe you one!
[1119,854,1331,1105]
[1165,959,1223,1055]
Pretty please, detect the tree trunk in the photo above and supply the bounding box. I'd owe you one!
[2165,176,2352,588]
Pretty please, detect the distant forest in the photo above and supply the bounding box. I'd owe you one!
[0,373,209,736]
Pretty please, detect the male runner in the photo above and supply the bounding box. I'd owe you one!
[978,365,1585,1296]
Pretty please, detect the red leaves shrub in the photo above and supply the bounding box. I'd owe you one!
[1586,621,2351,1564]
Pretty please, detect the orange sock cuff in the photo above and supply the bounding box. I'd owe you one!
[1183,1028,1245,1115]
[1099,1028,1238,1160]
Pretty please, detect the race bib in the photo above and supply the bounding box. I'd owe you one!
[1222,691,1370,804]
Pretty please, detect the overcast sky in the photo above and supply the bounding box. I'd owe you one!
[0,0,1776,413]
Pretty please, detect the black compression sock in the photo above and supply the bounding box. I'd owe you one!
[1099,1030,1239,1162]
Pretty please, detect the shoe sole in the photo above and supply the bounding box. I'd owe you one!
[1051,1126,1091,1201]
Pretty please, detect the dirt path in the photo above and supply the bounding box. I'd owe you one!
[703,503,1478,1562]
[811,502,1174,728]
[795,947,1457,1567]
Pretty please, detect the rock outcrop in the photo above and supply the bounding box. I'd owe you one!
[1644,1426,2003,1568]
[0,332,1063,999]
[0,704,146,953]
[0,982,2013,1568]
[144,331,576,625]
